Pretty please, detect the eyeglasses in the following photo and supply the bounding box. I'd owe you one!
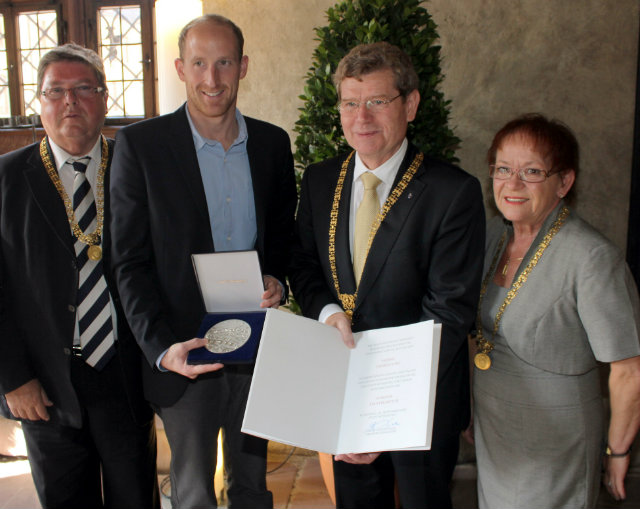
[338,94,402,114]
[489,165,555,183]
[41,85,105,100]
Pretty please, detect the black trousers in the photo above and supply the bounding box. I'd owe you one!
[21,356,159,509]
[333,431,460,509]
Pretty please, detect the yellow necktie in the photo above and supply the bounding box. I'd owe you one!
[353,172,381,283]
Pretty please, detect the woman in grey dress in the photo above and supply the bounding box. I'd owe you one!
[470,114,640,508]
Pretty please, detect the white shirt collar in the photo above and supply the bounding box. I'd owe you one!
[353,138,408,187]
[48,136,102,172]
[185,105,248,151]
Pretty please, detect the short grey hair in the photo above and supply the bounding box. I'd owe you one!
[333,41,419,101]
[178,14,244,61]
[37,43,107,96]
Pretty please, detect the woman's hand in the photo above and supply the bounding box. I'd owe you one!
[605,355,640,500]
[604,454,631,501]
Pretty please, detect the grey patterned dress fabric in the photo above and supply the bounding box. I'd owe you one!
[473,203,640,509]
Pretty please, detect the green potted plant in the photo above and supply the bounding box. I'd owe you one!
[294,0,459,180]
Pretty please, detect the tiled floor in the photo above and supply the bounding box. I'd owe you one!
[0,457,38,509]
[1,447,638,509]
[0,448,335,509]
[265,448,335,509]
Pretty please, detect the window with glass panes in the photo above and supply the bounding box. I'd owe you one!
[98,5,145,117]
[19,10,58,115]
[0,14,9,117]
[0,0,155,121]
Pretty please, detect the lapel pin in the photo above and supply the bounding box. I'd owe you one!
[407,192,413,199]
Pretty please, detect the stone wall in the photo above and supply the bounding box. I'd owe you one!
[204,0,639,251]
[430,0,639,250]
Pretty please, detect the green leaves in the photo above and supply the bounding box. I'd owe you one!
[293,0,460,177]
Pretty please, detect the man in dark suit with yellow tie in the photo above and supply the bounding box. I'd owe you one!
[290,42,485,509]
[0,44,158,508]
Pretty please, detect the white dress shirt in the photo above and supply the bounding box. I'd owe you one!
[319,139,409,323]
[48,136,118,341]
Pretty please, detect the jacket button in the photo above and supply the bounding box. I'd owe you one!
[63,347,71,356]
[71,260,77,270]
[68,304,75,313]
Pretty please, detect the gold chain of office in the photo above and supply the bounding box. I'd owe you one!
[473,206,570,370]
[40,136,108,260]
[328,150,424,320]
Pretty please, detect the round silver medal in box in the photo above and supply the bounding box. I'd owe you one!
[205,319,251,353]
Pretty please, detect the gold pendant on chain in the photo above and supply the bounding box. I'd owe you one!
[474,352,491,370]
[87,245,102,261]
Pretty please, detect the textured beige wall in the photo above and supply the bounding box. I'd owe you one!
[430,0,639,250]
[203,0,336,136]
[204,0,639,250]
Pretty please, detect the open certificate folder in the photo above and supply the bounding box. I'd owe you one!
[242,309,441,454]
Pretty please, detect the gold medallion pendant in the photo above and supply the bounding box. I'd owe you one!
[88,245,102,261]
[473,207,571,374]
[474,352,491,370]
[40,136,109,263]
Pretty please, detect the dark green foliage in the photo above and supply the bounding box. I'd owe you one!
[294,0,459,178]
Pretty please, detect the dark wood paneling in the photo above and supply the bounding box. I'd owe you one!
[0,126,122,155]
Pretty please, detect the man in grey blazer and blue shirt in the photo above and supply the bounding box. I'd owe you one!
[110,14,297,509]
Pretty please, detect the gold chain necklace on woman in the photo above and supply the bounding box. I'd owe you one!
[40,136,108,261]
[474,206,570,370]
[328,150,423,320]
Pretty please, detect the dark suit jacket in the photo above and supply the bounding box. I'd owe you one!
[290,144,485,436]
[109,104,297,407]
[0,139,151,428]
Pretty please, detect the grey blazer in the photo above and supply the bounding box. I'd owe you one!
[483,202,640,374]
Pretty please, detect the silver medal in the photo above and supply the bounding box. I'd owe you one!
[205,319,251,353]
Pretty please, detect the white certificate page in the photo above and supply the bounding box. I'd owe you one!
[242,309,441,454]
[339,321,440,452]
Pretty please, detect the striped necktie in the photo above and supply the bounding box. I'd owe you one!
[71,157,115,369]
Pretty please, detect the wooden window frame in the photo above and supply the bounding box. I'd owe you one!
[87,0,157,123]
[0,0,157,122]
[0,1,63,117]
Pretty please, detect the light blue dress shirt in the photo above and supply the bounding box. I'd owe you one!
[186,107,257,251]
[157,108,258,369]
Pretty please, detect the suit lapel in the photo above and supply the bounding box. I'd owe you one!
[102,139,115,264]
[246,118,266,254]
[355,146,426,306]
[23,142,76,255]
[335,155,357,295]
[168,106,211,232]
